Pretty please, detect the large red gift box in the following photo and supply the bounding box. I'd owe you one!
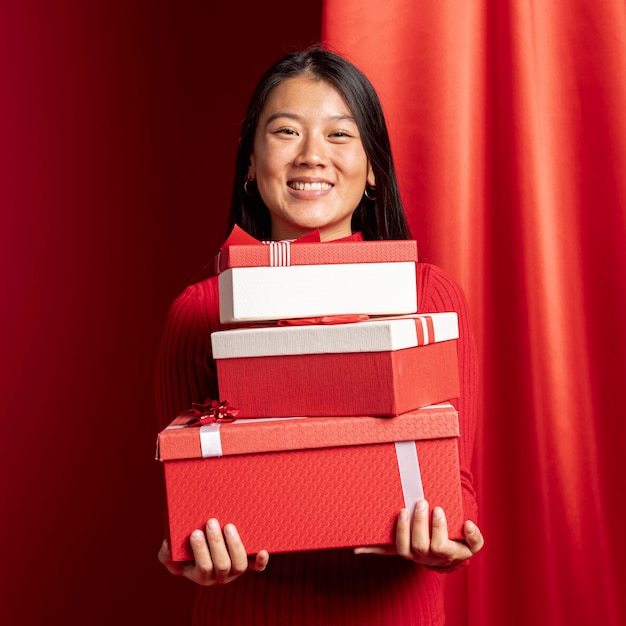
[156,404,465,560]
[216,226,419,323]
[211,313,460,417]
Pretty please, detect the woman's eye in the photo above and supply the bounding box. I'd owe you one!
[274,128,297,136]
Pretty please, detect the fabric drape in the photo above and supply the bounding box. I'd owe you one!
[323,1,626,624]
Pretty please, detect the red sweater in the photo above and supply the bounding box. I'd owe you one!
[156,255,479,626]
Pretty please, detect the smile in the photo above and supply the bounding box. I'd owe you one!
[288,181,333,191]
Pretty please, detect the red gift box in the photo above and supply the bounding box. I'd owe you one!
[216,225,419,323]
[156,404,465,560]
[211,313,460,417]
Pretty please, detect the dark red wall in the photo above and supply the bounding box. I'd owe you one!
[0,2,321,624]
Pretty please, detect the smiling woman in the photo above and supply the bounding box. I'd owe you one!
[248,76,375,241]
[155,45,483,626]
[229,46,411,242]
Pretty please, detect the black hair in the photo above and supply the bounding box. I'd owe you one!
[227,45,411,241]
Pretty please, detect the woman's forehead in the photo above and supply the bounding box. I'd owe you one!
[260,76,353,120]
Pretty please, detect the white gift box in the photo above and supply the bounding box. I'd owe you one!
[216,227,419,323]
[218,261,418,323]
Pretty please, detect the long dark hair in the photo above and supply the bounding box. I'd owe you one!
[228,45,411,241]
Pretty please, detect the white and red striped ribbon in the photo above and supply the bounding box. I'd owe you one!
[262,240,292,266]
[413,315,436,345]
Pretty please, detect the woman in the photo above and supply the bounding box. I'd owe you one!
[156,45,484,625]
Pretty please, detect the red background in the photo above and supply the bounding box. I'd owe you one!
[324,2,626,625]
[4,1,626,625]
[0,2,321,624]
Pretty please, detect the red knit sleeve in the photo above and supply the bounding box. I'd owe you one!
[416,263,479,525]
[155,278,221,431]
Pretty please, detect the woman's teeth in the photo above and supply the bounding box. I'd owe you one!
[289,182,332,191]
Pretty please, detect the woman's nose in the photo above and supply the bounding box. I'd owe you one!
[294,133,327,167]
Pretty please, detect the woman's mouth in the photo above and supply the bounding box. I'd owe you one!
[287,181,333,191]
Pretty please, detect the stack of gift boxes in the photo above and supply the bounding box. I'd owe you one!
[157,226,465,561]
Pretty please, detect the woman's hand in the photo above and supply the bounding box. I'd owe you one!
[354,499,484,570]
[158,518,269,586]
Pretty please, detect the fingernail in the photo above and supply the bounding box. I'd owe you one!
[224,523,236,537]
[191,530,204,541]
[433,507,443,520]
[466,521,476,534]
[416,499,427,512]
[399,508,409,522]
[208,518,220,533]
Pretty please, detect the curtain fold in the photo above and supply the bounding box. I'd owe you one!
[323,1,626,624]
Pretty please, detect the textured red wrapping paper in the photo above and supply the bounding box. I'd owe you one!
[215,224,418,272]
[157,405,464,560]
[216,342,459,417]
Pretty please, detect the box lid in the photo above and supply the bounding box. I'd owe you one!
[211,313,458,359]
[216,225,418,273]
[156,404,459,461]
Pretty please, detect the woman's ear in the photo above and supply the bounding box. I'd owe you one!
[367,164,375,188]
[247,155,256,181]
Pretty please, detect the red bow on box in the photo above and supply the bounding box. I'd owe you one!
[215,225,322,274]
[277,314,370,326]
[220,224,321,249]
[177,399,239,426]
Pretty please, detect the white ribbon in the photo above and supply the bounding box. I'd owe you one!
[394,441,424,511]
[200,424,223,458]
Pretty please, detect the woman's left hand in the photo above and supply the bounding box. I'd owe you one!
[354,499,484,570]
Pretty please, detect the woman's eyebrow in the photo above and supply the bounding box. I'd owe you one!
[263,112,357,126]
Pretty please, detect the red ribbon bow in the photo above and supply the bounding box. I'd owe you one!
[178,399,239,426]
[220,224,322,249]
[277,314,370,326]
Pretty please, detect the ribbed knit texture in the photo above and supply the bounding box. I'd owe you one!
[155,237,479,626]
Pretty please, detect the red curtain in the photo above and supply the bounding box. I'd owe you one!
[323,1,626,625]
[0,2,321,624]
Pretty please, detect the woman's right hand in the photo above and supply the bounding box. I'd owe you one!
[158,518,269,586]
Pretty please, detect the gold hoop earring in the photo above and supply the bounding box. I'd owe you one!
[364,185,377,201]
[243,178,258,196]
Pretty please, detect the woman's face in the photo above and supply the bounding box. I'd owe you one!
[248,76,375,242]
